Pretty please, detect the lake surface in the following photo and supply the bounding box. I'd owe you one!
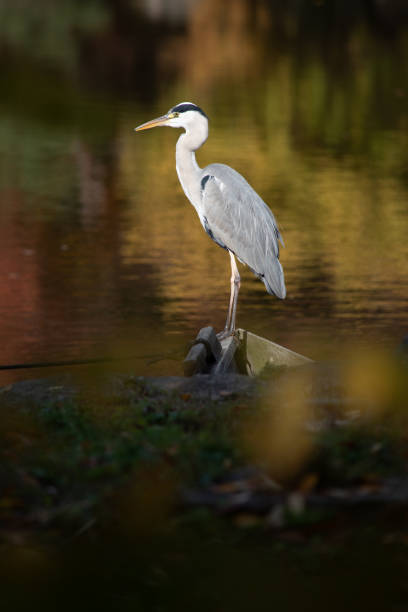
[1,1,408,383]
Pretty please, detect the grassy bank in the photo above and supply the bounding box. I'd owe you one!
[1,363,408,610]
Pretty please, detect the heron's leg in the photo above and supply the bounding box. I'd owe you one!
[228,252,241,333]
[221,278,235,335]
[217,251,240,339]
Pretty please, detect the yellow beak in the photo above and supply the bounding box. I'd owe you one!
[134,115,169,131]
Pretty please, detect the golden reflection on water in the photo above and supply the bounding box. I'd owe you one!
[120,81,408,349]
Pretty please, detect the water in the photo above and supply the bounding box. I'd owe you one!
[1,1,408,383]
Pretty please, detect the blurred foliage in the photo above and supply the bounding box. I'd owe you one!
[0,0,109,72]
[311,424,405,485]
[0,379,243,533]
[2,355,408,609]
[2,344,408,534]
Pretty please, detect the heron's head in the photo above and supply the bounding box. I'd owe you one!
[135,102,208,133]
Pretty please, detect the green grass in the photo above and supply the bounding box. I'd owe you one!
[2,375,408,611]
[2,375,408,536]
[0,379,247,533]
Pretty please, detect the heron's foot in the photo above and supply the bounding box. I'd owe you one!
[216,328,235,341]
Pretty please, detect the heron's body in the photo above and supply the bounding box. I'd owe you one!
[197,163,285,298]
[135,102,285,337]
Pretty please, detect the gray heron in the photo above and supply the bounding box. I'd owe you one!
[135,102,286,338]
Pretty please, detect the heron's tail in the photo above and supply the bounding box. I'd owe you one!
[263,260,286,299]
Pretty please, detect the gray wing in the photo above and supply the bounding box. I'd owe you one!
[200,163,286,299]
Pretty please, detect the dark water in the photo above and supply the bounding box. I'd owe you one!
[1,0,408,383]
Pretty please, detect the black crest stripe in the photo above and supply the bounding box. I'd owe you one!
[171,103,208,118]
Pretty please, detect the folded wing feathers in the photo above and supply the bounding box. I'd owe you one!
[201,164,286,299]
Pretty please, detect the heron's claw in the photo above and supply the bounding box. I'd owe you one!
[216,328,235,341]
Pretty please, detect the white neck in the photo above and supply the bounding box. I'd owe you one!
[175,120,208,213]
